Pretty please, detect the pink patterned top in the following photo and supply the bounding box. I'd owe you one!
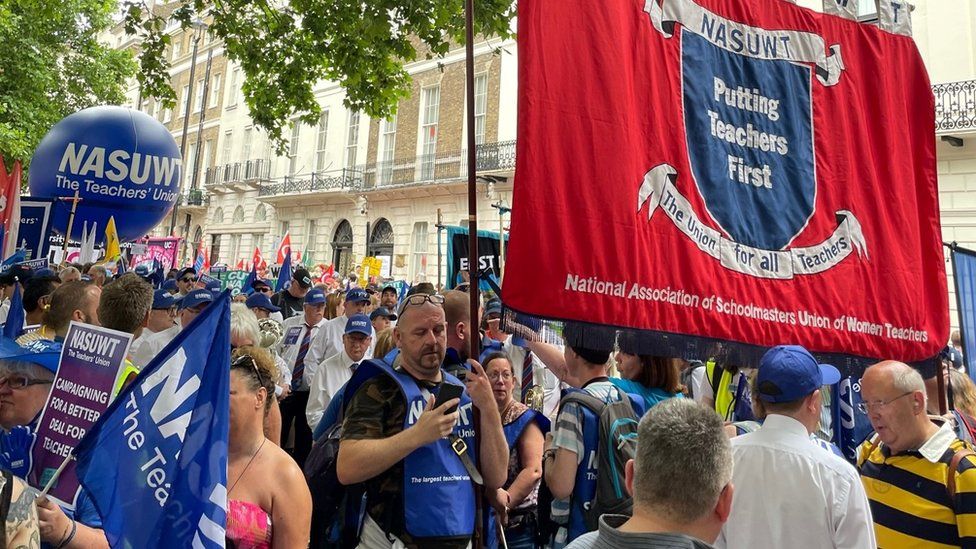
[226,500,272,549]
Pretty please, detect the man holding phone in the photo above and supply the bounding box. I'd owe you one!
[338,293,508,549]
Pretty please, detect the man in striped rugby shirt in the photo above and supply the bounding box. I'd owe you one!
[858,361,976,548]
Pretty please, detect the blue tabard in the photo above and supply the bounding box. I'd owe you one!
[344,358,477,539]
[484,408,550,548]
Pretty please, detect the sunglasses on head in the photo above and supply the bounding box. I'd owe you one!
[397,293,446,315]
[232,354,266,388]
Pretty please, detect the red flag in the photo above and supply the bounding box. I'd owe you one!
[0,158,22,259]
[235,259,244,270]
[505,0,945,366]
[201,248,211,273]
[275,232,291,265]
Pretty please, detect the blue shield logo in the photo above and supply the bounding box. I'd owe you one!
[682,29,815,251]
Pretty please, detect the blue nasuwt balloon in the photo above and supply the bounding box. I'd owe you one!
[29,106,183,242]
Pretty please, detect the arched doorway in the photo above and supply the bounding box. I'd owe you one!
[331,219,354,277]
[368,218,394,278]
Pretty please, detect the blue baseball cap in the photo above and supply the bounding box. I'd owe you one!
[345,288,370,303]
[179,289,214,310]
[756,345,841,403]
[246,293,281,312]
[345,314,372,336]
[205,279,222,293]
[485,299,502,317]
[34,268,57,279]
[369,307,397,321]
[943,346,964,369]
[251,278,273,291]
[304,288,327,305]
[177,267,197,280]
[0,338,62,374]
[134,264,152,278]
[152,289,179,310]
[162,279,178,292]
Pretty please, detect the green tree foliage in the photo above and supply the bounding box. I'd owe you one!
[0,0,135,166]
[127,0,516,152]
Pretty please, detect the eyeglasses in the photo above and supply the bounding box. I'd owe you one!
[181,277,197,283]
[857,392,913,414]
[232,354,266,388]
[397,293,446,315]
[0,376,53,390]
[256,287,272,293]
[487,371,513,381]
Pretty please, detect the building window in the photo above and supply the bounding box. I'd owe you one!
[474,73,488,145]
[211,234,222,265]
[227,68,240,108]
[288,121,301,176]
[162,106,172,123]
[209,73,221,108]
[213,207,224,224]
[252,233,264,257]
[232,206,245,223]
[173,36,182,59]
[279,221,290,238]
[185,144,196,186]
[180,84,190,117]
[315,112,329,171]
[410,222,429,282]
[200,139,213,185]
[222,131,233,164]
[368,218,395,278]
[345,111,360,168]
[420,85,440,180]
[231,234,242,262]
[332,220,354,276]
[305,219,317,263]
[195,79,205,113]
[379,115,397,185]
[242,127,253,160]
[254,203,267,222]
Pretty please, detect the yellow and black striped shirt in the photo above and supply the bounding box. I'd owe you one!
[859,435,976,548]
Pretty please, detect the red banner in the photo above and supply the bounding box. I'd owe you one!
[505,0,946,363]
[131,237,181,273]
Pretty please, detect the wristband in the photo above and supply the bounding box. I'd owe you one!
[57,518,77,549]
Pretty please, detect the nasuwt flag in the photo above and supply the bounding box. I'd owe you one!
[0,158,22,259]
[75,291,231,548]
[277,250,292,291]
[1,281,23,339]
[505,0,946,367]
[275,232,291,265]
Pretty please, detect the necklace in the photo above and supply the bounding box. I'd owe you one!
[228,438,266,495]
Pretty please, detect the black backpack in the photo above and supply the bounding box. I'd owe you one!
[304,422,363,549]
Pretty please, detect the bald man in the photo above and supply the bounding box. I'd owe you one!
[857,361,976,548]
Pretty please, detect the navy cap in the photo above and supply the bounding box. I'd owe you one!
[304,288,326,305]
[152,289,179,310]
[246,293,281,312]
[485,299,502,317]
[162,279,178,292]
[943,346,964,369]
[0,338,62,374]
[345,314,372,336]
[381,284,398,295]
[369,307,397,321]
[251,278,272,290]
[345,288,370,303]
[179,289,214,310]
[756,345,841,403]
[177,267,197,280]
[34,268,56,279]
[205,279,222,293]
[134,264,152,278]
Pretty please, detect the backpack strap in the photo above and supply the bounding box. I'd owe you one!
[857,434,882,468]
[948,448,976,501]
[559,391,608,417]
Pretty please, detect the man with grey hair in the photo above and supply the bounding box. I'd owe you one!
[716,345,874,548]
[858,360,976,547]
[87,265,109,287]
[567,398,733,548]
[59,266,81,284]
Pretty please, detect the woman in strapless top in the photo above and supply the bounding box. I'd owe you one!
[227,346,312,548]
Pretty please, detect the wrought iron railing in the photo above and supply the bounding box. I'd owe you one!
[258,167,365,197]
[361,139,516,189]
[256,140,516,197]
[205,158,272,186]
[935,80,976,134]
[178,189,210,207]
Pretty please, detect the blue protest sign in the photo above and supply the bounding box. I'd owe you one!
[75,292,230,548]
[18,198,54,261]
[953,247,976,378]
[28,106,182,242]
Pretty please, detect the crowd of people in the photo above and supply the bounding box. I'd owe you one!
[0,260,975,548]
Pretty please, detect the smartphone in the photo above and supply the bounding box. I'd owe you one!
[434,383,465,414]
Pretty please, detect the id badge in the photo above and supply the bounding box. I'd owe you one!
[284,326,302,346]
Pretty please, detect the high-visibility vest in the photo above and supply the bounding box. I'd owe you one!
[705,360,737,420]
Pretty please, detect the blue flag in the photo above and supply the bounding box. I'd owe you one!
[242,265,258,296]
[954,247,976,379]
[1,282,23,339]
[276,252,292,292]
[75,291,232,548]
[0,249,26,272]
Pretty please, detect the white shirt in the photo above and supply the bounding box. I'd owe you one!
[277,315,328,391]
[0,298,9,325]
[716,414,876,549]
[306,349,360,430]
[311,314,375,365]
[130,325,181,368]
[501,339,563,419]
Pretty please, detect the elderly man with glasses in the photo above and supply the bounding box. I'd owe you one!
[858,360,976,548]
